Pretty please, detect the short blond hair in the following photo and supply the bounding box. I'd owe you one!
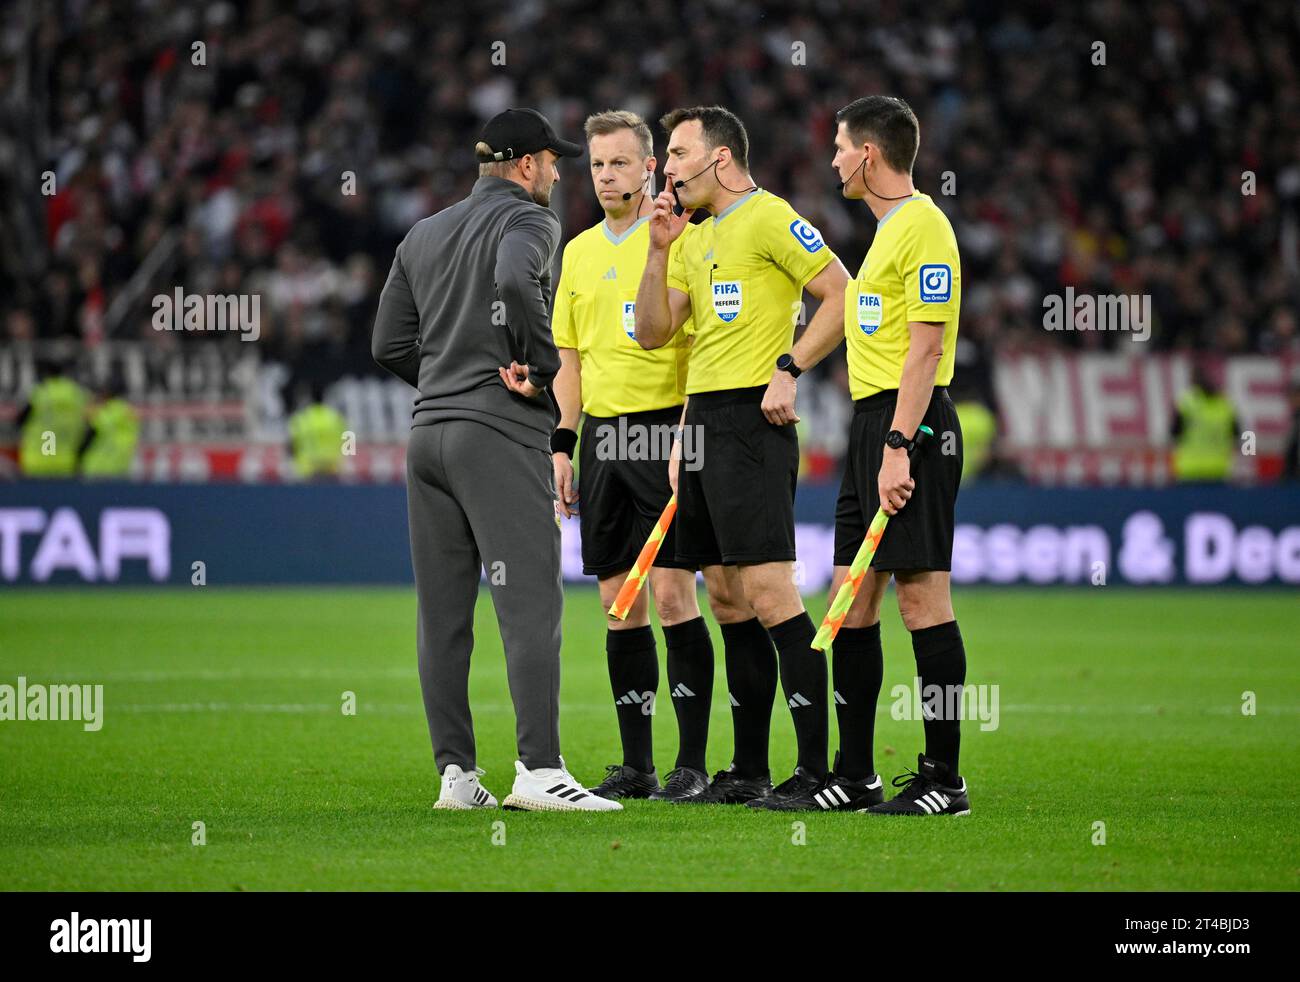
[583,110,653,159]
[475,140,521,177]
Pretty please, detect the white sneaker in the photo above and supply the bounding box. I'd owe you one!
[502,758,623,812]
[434,764,498,810]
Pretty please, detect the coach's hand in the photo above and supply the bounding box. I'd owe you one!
[649,190,694,250]
[554,453,578,518]
[499,361,542,399]
[761,369,800,425]
[878,447,915,516]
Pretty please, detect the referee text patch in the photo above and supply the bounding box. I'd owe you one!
[712,280,743,322]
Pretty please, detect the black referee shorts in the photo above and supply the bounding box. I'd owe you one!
[833,386,962,572]
[676,386,799,567]
[578,406,694,579]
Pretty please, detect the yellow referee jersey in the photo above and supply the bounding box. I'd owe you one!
[552,216,694,416]
[668,190,835,395]
[844,191,961,400]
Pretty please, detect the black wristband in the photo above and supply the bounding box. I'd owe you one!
[550,427,578,457]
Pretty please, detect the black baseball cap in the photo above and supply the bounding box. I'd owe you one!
[477,108,582,162]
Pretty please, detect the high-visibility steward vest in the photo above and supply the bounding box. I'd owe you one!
[19,377,88,477]
[954,400,995,482]
[81,398,141,477]
[1172,388,1235,482]
[290,403,348,477]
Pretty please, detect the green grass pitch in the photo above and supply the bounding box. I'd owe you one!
[1,587,1295,891]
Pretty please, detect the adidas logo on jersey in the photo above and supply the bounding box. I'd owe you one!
[602,266,617,279]
[788,692,812,708]
[833,690,847,705]
[671,683,695,698]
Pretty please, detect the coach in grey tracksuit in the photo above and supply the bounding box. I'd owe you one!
[372,109,582,774]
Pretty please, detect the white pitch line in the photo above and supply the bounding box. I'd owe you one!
[999,704,1300,716]
[116,702,346,714]
[29,668,413,682]
[115,702,413,717]
[106,702,1300,716]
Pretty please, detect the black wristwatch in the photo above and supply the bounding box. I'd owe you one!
[775,353,803,379]
[885,429,915,452]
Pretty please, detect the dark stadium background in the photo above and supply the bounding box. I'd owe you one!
[0,0,1297,586]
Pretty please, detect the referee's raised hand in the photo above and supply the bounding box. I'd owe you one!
[499,360,543,399]
[648,190,694,250]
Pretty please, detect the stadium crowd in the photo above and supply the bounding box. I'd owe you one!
[3,0,1298,461]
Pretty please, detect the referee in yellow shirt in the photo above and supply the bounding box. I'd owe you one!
[824,95,971,817]
[550,110,715,802]
[636,106,850,808]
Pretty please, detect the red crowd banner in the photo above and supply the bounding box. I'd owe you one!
[2,352,1295,485]
[992,351,1298,483]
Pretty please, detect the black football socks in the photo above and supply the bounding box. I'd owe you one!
[910,620,966,781]
[606,626,658,773]
[769,611,828,779]
[663,616,714,773]
[832,622,884,781]
[720,617,778,778]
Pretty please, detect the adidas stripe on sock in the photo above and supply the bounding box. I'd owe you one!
[606,625,658,773]
[769,611,827,779]
[664,616,714,772]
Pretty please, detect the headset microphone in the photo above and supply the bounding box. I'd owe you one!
[618,171,656,220]
[670,159,716,216]
[670,158,756,216]
[843,153,913,200]
[672,158,721,190]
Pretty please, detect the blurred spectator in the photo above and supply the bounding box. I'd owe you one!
[1169,361,1240,482]
[954,398,996,483]
[17,360,88,477]
[80,373,140,478]
[948,376,1015,482]
[287,383,348,479]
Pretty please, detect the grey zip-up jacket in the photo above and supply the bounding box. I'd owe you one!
[371,176,562,451]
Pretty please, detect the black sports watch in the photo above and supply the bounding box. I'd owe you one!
[775,353,803,379]
[885,429,915,452]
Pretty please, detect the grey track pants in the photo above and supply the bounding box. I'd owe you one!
[405,420,562,772]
